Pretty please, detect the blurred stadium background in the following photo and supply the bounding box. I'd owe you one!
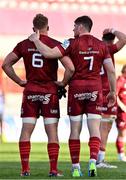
[0,0,126,142]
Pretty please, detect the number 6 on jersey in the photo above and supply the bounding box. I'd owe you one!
[32,53,43,68]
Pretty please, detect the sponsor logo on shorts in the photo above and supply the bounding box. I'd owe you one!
[68,107,71,113]
[111,106,117,112]
[96,106,103,111]
[27,94,51,104]
[50,109,58,114]
[100,106,117,112]
[100,106,108,111]
[119,121,126,128]
[74,91,98,101]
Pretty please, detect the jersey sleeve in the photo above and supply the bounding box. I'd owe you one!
[116,76,124,95]
[103,44,111,63]
[109,44,118,54]
[12,42,23,58]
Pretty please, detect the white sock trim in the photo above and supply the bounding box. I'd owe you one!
[72,163,80,169]
[99,150,105,155]
[89,159,96,163]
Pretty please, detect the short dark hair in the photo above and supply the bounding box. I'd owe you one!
[33,14,48,29]
[74,15,93,32]
[102,33,115,41]
[121,64,126,74]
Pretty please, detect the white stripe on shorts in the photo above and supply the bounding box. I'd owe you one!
[22,117,37,124]
[101,115,116,122]
[70,115,83,122]
[44,118,58,125]
[87,113,102,120]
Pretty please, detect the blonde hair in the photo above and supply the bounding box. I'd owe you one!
[33,14,48,30]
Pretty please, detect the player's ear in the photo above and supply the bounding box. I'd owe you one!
[33,27,35,32]
[47,26,49,31]
[36,30,40,37]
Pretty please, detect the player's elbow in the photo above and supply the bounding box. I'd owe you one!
[68,66,75,78]
[2,62,6,72]
[70,66,75,75]
[2,61,10,73]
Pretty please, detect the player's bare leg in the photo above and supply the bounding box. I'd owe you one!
[97,120,112,162]
[69,115,83,177]
[97,115,117,168]
[87,114,101,177]
[44,118,63,177]
[0,115,2,143]
[19,118,37,176]
[116,128,126,161]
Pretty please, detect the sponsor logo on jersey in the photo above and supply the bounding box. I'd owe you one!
[79,50,99,55]
[61,39,70,49]
[74,91,98,101]
[27,94,51,104]
[28,48,39,52]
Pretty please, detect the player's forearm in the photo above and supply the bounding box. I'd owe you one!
[34,39,53,57]
[62,68,74,86]
[117,96,126,111]
[107,71,116,94]
[114,30,126,43]
[2,65,22,85]
[34,39,62,58]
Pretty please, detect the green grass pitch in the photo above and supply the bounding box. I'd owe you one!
[0,143,126,179]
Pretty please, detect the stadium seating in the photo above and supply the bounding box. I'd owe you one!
[0,0,126,12]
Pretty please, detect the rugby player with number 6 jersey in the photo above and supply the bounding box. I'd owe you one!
[2,13,74,177]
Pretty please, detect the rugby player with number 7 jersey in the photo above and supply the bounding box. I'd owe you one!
[29,15,116,177]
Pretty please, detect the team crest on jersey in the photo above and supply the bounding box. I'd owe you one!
[61,39,70,49]
[88,47,93,51]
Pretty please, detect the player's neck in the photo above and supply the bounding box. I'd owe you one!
[79,32,90,37]
[39,31,48,36]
